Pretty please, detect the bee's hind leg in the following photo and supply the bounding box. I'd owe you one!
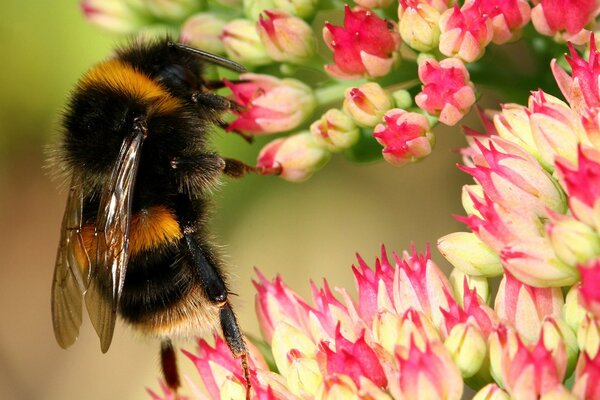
[181,232,252,398]
[160,339,181,392]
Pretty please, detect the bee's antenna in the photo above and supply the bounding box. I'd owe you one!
[168,42,247,73]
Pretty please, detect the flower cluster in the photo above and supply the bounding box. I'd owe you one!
[81,0,600,181]
[145,34,600,400]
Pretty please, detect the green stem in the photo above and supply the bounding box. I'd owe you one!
[314,79,367,107]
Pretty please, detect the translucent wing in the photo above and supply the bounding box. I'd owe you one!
[51,177,89,349]
[85,130,146,352]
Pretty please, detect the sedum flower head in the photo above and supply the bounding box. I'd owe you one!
[415,57,476,126]
[323,5,401,79]
[373,108,434,167]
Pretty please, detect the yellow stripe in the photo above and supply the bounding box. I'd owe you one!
[78,205,182,260]
[80,59,183,115]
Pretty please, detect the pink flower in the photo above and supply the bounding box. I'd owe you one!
[392,244,454,329]
[257,10,316,64]
[415,57,476,126]
[305,280,356,343]
[323,5,401,79]
[438,1,493,62]
[531,0,600,45]
[81,0,146,33]
[527,90,585,166]
[556,146,600,228]
[349,247,395,326]
[225,73,315,135]
[373,109,434,167]
[390,339,464,399]
[501,337,567,398]
[458,191,541,253]
[343,82,392,127]
[494,271,563,343]
[579,258,600,318]
[318,326,388,388]
[254,269,310,343]
[256,132,331,182]
[441,279,499,339]
[398,0,445,52]
[552,38,600,113]
[459,136,565,216]
[478,0,531,44]
[573,350,600,399]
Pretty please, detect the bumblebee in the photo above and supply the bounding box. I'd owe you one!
[50,37,253,392]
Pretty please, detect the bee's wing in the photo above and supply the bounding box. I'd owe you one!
[85,131,145,353]
[51,177,89,349]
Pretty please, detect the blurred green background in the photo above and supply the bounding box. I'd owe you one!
[0,0,470,399]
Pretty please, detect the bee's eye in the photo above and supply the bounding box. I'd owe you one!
[158,64,198,90]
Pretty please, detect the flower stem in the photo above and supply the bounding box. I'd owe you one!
[314,79,367,108]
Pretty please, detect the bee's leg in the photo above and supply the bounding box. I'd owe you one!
[181,232,252,397]
[222,157,257,178]
[160,339,181,391]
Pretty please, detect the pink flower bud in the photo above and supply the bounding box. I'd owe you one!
[254,269,310,343]
[221,19,271,66]
[579,258,600,318]
[347,249,395,324]
[372,309,441,356]
[501,337,567,399]
[473,384,510,400]
[528,90,586,167]
[541,316,579,377]
[310,109,360,152]
[459,136,566,217]
[438,232,503,277]
[257,132,330,182]
[565,284,587,332]
[501,236,578,288]
[343,82,392,127]
[81,0,147,33]
[305,280,356,343]
[494,271,563,343]
[373,109,434,167]
[318,327,388,388]
[556,146,600,229]
[479,0,531,44]
[531,0,600,45]
[415,57,476,126]
[438,1,493,62]
[398,0,443,52]
[315,374,389,398]
[180,13,227,55]
[578,314,600,359]
[392,244,454,330]
[323,5,401,79]
[390,339,464,400]
[458,191,542,254]
[226,73,316,135]
[547,212,600,267]
[355,0,393,9]
[494,103,545,166]
[444,322,487,378]
[257,10,316,64]
[441,279,499,339]
[182,336,268,399]
[573,350,600,399]
[552,38,600,114]
[144,0,199,20]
